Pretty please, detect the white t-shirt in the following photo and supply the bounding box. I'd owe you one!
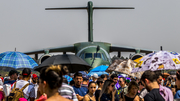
[12,80,35,101]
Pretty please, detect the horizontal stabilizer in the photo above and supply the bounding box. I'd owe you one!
[45,7,87,10]
[93,7,134,9]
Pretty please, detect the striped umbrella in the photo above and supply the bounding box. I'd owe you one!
[0,51,38,69]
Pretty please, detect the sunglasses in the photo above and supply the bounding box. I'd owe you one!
[111,85,114,87]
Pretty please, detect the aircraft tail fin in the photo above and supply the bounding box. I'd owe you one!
[45,1,134,42]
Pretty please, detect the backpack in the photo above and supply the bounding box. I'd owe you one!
[8,83,29,101]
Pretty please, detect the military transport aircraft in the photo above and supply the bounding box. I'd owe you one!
[24,1,155,68]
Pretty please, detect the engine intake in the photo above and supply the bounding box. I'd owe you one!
[38,54,52,64]
[130,54,143,61]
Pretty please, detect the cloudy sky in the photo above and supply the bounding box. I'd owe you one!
[0,0,180,58]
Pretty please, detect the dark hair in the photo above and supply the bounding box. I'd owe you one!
[141,70,157,82]
[128,81,139,92]
[9,70,19,76]
[99,80,114,101]
[70,80,75,86]
[61,65,69,75]
[100,74,105,79]
[97,78,104,85]
[155,71,163,79]
[119,77,126,82]
[87,81,96,93]
[138,81,143,86]
[110,74,118,79]
[83,77,89,81]
[62,77,68,84]
[22,68,31,78]
[40,65,63,89]
[74,72,82,78]
[176,70,180,80]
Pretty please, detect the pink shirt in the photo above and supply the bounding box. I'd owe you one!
[159,85,173,101]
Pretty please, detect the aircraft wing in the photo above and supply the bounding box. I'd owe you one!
[24,45,75,55]
[110,45,156,54]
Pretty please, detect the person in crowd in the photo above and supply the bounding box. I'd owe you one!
[12,68,35,101]
[95,78,104,101]
[138,81,145,93]
[31,74,39,99]
[166,78,171,89]
[156,72,163,85]
[171,77,175,88]
[70,80,75,87]
[110,74,118,88]
[73,72,88,101]
[100,74,108,81]
[0,85,4,101]
[4,70,19,85]
[61,65,72,84]
[174,70,180,99]
[171,78,176,96]
[37,65,70,101]
[92,73,98,82]
[134,81,147,101]
[122,81,139,101]
[81,76,89,89]
[58,65,78,101]
[99,80,117,101]
[136,78,140,83]
[155,71,174,101]
[117,77,128,98]
[141,70,165,101]
[59,77,78,101]
[3,74,9,82]
[83,82,96,101]
[125,77,131,86]
[18,74,23,80]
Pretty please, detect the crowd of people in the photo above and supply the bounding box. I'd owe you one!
[0,65,179,101]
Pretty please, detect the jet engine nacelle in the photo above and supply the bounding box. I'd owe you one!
[129,54,143,61]
[38,54,52,64]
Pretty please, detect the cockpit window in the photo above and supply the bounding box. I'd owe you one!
[80,53,85,59]
[85,53,92,58]
[94,53,101,58]
[101,53,108,61]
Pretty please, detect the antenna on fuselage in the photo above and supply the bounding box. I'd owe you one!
[45,1,134,42]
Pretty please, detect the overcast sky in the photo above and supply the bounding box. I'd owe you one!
[0,0,180,58]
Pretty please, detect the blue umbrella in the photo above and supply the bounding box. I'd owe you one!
[90,65,108,72]
[0,51,38,69]
[87,71,109,77]
[63,75,72,83]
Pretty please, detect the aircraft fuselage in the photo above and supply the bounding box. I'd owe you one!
[74,42,111,68]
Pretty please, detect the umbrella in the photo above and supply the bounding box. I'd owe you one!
[90,65,108,72]
[0,51,38,69]
[34,54,92,73]
[63,75,72,83]
[132,51,180,73]
[106,59,143,78]
[87,71,109,77]
[79,71,88,78]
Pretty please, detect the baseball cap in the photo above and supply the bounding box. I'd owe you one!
[9,70,20,76]
[32,74,38,79]
[22,68,31,76]
[93,73,98,79]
